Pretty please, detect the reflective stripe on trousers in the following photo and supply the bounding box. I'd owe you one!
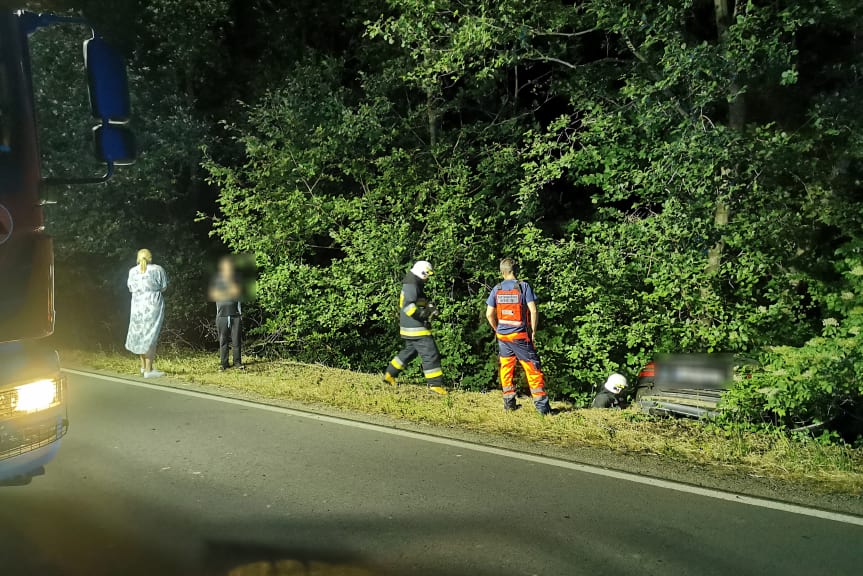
[497,332,549,413]
[385,335,443,385]
[400,326,432,337]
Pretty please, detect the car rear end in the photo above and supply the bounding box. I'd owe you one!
[635,354,735,419]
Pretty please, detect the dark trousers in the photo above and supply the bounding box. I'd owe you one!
[217,315,242,368]
[385,336,443,385]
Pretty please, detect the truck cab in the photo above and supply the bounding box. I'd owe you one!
[0,9,133,484]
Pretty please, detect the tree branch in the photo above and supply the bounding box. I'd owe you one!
[528,55,580,71]
[623,35,691,121]
[533,28,598,38]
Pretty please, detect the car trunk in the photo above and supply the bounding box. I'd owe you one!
[635,354,734,419]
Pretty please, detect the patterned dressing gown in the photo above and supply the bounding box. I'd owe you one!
[124,264,168,355]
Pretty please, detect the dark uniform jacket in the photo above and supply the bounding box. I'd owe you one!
[591,389,620,409]
[210,275,241,317]
[398,272,432,338]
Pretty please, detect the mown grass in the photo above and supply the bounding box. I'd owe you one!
[62,348,863,495]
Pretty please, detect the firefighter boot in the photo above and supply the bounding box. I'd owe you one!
[503,397,520,412]
[427,383,448,395]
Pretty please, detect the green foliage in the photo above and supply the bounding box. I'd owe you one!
[25,0,863,433]
[725,242,863,429]
[205,0,863,419]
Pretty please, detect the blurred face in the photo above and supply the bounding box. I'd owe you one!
[219,257,234,277]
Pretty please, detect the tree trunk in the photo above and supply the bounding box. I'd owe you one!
[184,63,201,212]
[705,0,744,281]
[426,87,437,148]
[714,0,746,131]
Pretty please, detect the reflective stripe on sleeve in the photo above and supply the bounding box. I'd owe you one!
[403,303,418,316]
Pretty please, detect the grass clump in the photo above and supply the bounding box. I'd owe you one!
[62,348,863,495]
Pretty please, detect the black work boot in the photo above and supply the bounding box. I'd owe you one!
[503,398,519,412]
[534,397,551,415]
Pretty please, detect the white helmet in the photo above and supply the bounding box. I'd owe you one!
[604,373,628,394]
[410,260,434,280]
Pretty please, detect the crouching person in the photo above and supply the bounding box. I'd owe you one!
[592,373,628,409]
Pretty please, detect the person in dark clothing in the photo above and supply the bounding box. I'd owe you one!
[209,256,243,371]
[383,260,447,395]
[591,373,628,408]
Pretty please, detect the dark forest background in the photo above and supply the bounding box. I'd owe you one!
[20,1,863,429]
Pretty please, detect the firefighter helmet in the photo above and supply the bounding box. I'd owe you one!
[604,373,628,394]
[410,260,434,280]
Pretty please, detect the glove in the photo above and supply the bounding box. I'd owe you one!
[415,303,439,322]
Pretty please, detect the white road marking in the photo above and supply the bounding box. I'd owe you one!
[64,368,863,527]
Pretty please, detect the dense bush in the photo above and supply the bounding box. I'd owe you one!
[204,1,863,425]
[725,243,863,432]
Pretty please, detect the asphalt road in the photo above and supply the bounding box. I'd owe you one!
[1,372,862,576]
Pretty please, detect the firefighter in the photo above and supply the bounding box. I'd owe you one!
[485,258,550,415]
[383,261,448,395]
[591,373,628,409]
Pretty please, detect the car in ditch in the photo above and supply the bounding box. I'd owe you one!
[633,353,754,420]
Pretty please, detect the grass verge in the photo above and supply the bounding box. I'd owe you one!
[62,348,863,495]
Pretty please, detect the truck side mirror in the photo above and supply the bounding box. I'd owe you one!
[93,124,135,166]
[83,34,131,122]
[26,14,136,184]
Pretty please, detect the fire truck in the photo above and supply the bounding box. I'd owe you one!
[0,9,132,483]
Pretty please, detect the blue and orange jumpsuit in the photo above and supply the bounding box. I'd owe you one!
[486,280,550,414]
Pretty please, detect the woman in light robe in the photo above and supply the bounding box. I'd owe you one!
[125,248,168,378]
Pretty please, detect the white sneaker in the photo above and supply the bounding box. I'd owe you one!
[143,370,166,379]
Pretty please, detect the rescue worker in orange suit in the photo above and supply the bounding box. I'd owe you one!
[485,258,551,414]
[383,261,448,395]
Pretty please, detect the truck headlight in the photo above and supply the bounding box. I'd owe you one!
[13,379,60,413]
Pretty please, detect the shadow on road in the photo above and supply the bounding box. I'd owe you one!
[0,487,527,576]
